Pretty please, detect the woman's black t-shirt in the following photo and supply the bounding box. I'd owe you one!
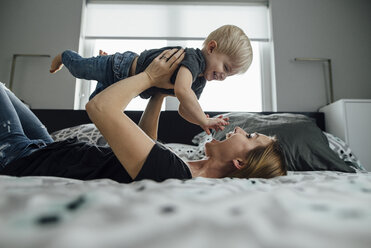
[0,138,192,183]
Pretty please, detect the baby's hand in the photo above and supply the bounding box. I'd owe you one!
[201,115,229,135]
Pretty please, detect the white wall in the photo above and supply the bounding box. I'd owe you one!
[270,0,371,111]
[0,0,370,111]
[0,0,84,109]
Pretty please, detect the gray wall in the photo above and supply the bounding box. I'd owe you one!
[0,0,84,109]
[0,0,370,111]
[270,0,371,111]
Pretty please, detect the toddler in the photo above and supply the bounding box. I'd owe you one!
[50,25,253,134]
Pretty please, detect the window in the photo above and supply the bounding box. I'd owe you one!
[78,1,271,111]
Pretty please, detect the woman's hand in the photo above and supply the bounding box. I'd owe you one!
[145,48,185,89]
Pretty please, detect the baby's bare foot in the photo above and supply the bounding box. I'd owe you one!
[49,53,63,73]
[99,50,108,56]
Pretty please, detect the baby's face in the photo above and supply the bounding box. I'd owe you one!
[203,51,236,82]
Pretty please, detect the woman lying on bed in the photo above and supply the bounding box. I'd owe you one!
[0,49,286,182]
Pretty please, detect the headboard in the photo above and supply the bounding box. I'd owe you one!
[32,109,325,145]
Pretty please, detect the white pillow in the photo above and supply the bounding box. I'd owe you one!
[323,132,364,170]
[164,143,205,161]
[51,124,208,160]
[51,124,109,147]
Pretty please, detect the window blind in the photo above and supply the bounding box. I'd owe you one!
[84,2,269,41]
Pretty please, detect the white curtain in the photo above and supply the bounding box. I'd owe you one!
[85,2,269,41]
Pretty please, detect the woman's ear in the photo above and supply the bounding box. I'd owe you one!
[207,40,218,54]
[232,159,243,170]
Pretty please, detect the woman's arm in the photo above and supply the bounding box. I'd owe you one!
[86,49,185,179]
[138,93,167,140]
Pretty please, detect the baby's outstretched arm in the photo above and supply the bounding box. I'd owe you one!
[179,106,229,134]
[175,67,229,134]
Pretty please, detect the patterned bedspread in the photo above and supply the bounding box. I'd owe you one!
[0,171,370,248]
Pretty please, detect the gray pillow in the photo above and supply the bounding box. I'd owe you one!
[212,112,355,172]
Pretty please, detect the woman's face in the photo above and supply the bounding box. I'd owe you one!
[204,127,273,159]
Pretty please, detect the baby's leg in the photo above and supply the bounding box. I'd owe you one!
[59,50,114,84]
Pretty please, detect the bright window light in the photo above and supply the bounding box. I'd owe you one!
[81,2,269,111]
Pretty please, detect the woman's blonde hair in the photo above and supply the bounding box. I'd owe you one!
[203,24,253,74]
[227,139,287,179]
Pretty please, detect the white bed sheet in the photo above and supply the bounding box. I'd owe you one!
[0,171,370,248]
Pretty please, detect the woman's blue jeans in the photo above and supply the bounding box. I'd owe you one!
[0,83,53,168]
[62,50,138,100]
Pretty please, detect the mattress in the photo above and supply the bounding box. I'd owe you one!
[0,170,370,248]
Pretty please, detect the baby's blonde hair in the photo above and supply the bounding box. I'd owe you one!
[203,24,253,74]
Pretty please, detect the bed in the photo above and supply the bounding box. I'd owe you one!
[0,110,370,248]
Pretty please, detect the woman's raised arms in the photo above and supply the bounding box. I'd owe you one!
[86,49,185,179]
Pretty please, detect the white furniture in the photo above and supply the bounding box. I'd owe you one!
[320,99,371,171]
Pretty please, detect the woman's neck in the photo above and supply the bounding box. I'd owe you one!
[187,159,207,177]
[187,158,235,178]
